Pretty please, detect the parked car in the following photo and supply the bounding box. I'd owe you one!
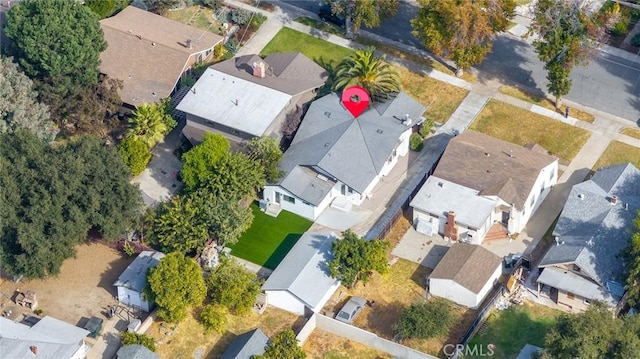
[318,4,346,27]
[335,296,366,324]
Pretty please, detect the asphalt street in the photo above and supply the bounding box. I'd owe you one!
[282,0,640,123]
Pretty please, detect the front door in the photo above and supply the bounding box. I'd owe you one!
[501,211,509,224]
[341,184,346,196]
[275,192,281,204]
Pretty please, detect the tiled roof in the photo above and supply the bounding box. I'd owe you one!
[433,131,557,210]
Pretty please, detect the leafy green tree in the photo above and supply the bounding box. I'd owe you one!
[4,0,106,106]
[255,329,306,359]
[530,0,603,109]
[200,151,266,201]
[247,136,284,183]
[625,214,640,307]
[199,304,228,333]
[194,191,253,247]
[329,230,391,288]
[412,0,516,76]
[0,130,142,278]
[86,0,116,18]
[144,0,181,13]
[147,196,210,254]
[127,102,175,148]
[121,331,156,352]
[206,256,262,315]
[333,48,400,102]
[393,299,455,339]
[118,137,152,176]
[409,132,423,151]
[181,133,231,191]
[0,57,57,143]
[146,252,206,323]
[329,0,399,38]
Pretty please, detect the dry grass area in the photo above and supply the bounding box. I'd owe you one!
[163,6,223,34]
[148,307,300,359]
[397,66,469,124]
[303,329,392,359]
[384,216,412,248]
[593,141,640,170]
[620,127,640,140]
[323,259,470,356]
[470,99,591,163]
[357,37,477,83]
[499,86,596,123]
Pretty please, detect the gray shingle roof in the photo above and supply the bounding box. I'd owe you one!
[539,163,640,290]
[277,92,425,202]
[536,267,619,306]
[212,53,328,96]
[429,243,502,294]
[114,251,165,292]
[0,316,90,359]
[410,176,497,229]
[117,344,159,359]
[221,328,268,359]
[433,131,557,210]
[262,232,339,308]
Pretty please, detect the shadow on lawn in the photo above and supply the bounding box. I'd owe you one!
[262,233,304,270]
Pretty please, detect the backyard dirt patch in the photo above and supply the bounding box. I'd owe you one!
[303,329,392,358]
[0,242,132,324]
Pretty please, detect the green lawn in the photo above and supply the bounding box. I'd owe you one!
[228,202,313,269]
[593,140,640,170]
[470,99,591,163]
[260,27,354,67]
[467,303,561,358]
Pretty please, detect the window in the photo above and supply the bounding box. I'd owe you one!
[567,292,575,300]
[530,195,535,208]
[584,298,591,304]
[573,264,581,272]
[550,168,555,180]
[283,195,295,204]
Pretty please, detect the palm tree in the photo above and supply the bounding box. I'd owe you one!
[332,48,401,102]
[127,104,167,148]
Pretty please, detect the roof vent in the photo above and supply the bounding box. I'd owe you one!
[578,193,584,199]
[438,182,444,188]
[186,39,192,49]
[610,195,618,205]
[151,42,156,47]
[404,114,412,127]
[626,203,629,211]
[376,129,383,134]
[30,346,38,355]
[324,111,331,118]
[484,152,490,157]
[508,150,513,158]
[554,236,564,246]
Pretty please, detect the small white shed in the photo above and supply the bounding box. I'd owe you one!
[114,251,165,312]
[262,232,340,315]
[429,243,502,309]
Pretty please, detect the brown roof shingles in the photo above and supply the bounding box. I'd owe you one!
[99,6,223,106]
[433,131,557,210]
[430,243,502,294]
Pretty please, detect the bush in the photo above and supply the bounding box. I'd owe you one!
[199,304,227,333]
[225,39,240,55]
[118,138,152,176]
[611,20,628,36]
[409,132,423,152]
[418,118,434,138]
[632,33,640,47]
[394,300,456,340]
[230,8,252,25]
[251,13,267,27]
[86,0,116,19]
[213,42,227,60]
[204,0,223,10]
[121,331,156,352]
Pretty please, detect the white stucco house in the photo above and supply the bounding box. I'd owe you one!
[0,316,90,359]
[114,251,165,312]
[428,243,503,309]
[264,91,426,221]
[410,131,558,244]
[262,232,340,315]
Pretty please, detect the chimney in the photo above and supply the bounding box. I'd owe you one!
[186,39,192,49]
[444,211,459,241]
[610,195,618,205]
[30,346,38,355]
[252,61,266,78]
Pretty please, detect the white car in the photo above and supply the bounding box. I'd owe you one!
[335,296,367,324]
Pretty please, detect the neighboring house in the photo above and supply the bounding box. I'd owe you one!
[264,91,425,221]
[428,243,502,309]
[221,328,269,359]
[114,251,166,312]
[0,316,90,359]
[100,6,223,107]
[536,163,640,311]
[411,131,558,244]
[262,232,340,315]
[177,53,328,145]
[117,344,159,359]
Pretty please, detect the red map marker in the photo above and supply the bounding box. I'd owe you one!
[341,86,370,118]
